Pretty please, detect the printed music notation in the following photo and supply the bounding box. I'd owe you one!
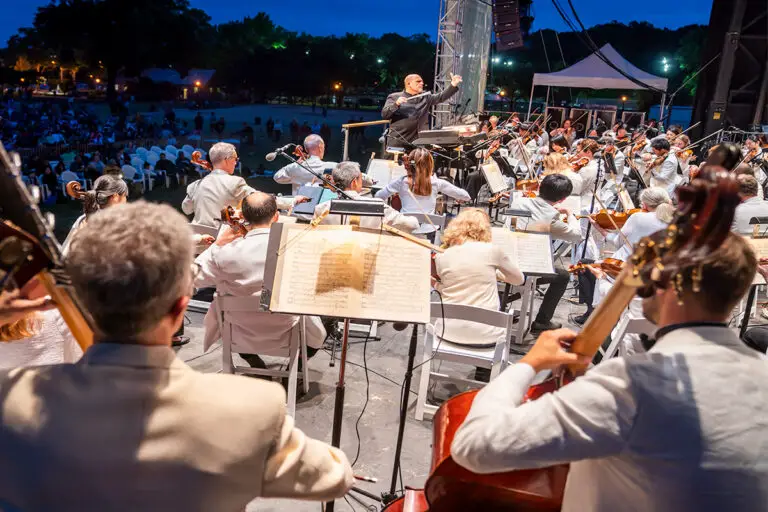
[491,227,556,276]
[480,160,508,195]
[270,224,431,323]
[748,237,768,285]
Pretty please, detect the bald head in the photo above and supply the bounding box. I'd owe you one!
[404,74,424,94]
[242,191,278,227]
[304,134,325,157]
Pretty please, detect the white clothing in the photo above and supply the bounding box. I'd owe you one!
[273,155,336,195]
[434,242,524,346]
[374,175,470,214]
[313,190,418,232]
[182,169,256,228]
[650,153,679,196]
[452,325,768,512]
[0,310,82,370]
[194,228,326,355]
[606,210,668,262]
[577,159,598,209]
[512,196,582,244]
[732,196,768,235]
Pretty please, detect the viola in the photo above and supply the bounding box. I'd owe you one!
[649,151,668,170]
[514,179,539,195]
[220,205,248,237]
[576,208,642,230]
[568,257,624,279]
[191,150,212,171]
[395,161,741,512]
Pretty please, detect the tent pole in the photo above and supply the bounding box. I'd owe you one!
[659,93,666,130]
[527,84,535,121]
[545,86,551,108]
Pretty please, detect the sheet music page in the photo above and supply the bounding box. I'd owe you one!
[492,227,556,275]
[748,237,768,260]
[269,225,430,323]
[481,160,508,194]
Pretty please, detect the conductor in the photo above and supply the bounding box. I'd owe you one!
[382,73,463,146]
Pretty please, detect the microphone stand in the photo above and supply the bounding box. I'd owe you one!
[271,148,354,200]
[580,156,602,261]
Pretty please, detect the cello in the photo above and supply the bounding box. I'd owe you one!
[385,161,742,511]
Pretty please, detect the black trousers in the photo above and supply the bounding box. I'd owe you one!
[576,258,596,308]
[534,268,570,324]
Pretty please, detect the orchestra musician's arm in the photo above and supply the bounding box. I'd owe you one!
[452,329,634,474]
[234,179,257,203]
[494,247,525,286]
[181,180,200,215]
[435,178,471,203]
[653,157,677,183]
[374,179,403,200]
[550,213,582,244]
[383,205,420,232]
[273,162,298,184]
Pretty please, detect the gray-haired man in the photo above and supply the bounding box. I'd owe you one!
[273,134,336,194]
[0,202,354,510]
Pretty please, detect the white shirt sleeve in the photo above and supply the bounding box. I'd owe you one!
[273,163,297,184]
[181,180,200,215]
[375,178,404,200]
[551,213,583,243]
[435,178,470,202]
[451,359,638,474]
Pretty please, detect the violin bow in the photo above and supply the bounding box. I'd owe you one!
[590,190,634,248]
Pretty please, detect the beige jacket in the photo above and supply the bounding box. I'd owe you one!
[0,343,353,511]
[182,169,255,227]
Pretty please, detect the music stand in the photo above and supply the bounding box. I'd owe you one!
[260,221,432,511]
[741,217,768,339]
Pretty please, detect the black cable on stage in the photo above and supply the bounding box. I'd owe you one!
[351,329,372,467]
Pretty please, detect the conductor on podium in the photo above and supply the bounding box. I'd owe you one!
[382,73,463,146]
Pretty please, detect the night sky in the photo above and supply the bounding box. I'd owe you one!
[0,0,713,45]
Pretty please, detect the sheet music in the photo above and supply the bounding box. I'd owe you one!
[748,237,768,259]
[481,160,508,194]
[269,225,431,323]
[492,227,556,276]
[366,159,406,188]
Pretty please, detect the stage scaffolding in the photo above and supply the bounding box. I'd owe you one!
[433,0,492,127]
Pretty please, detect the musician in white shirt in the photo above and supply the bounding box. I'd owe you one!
[314,161,418,232]
[434,209,524,347]
[195,192,327,369]
[273,134,336,194]
[647,138,679,196]
[375,148,470,213]
[732,174,768,235]
[452,233,768,512]
[182,142,255,228]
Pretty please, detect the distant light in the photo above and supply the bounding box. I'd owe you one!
[499,90,506,97]
[662,57,668,64]
[51,60,56,65]
[505,60,513,66]
[20,78,25,83]
[305,50,310,55]
[95,78,101,84]
[334,83,341,90]
[621,96,627,102]
[194,80,201,87]
[350,53,355,59]
[492,57,500,64]
[377,58,383,64]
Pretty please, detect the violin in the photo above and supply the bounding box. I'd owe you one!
[220,205,248,237]
[393,162,741,512]
[576,208,642,230]
[514,179,539,196]
[568,257,624,279]
[570,156,590,172]
[649,151,669,170]
[191,150,212,171]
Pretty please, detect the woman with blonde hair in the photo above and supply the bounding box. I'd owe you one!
[542,152,584,196]
[433,208,524,356]
[375,148,470,214]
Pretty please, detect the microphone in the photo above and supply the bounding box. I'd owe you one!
[265,143,296,162]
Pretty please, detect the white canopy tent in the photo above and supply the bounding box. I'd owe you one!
[527,44,669,123]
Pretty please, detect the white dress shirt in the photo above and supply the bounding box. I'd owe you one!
[194,228,326,354]
[577,159,599,209]
[513,196,582,244]
[452,325,768,512]
[273,155,337,195]
[650,153,679,196]
[434,241,524,346]
[374,175,470,214]
[732,195,768,235]
[606,210,668,262]
[182,169,255,228]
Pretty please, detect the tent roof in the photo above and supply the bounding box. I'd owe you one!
[532,44,668,92]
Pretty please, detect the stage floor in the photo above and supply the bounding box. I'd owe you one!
[178,285,582,511]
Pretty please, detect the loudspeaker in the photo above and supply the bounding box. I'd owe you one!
[493,0,533,51]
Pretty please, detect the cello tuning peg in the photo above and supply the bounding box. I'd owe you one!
[28,185,41,204]
[44,212,56,231]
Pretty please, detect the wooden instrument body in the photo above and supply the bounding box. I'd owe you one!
[425,379,570,512]
[583,208,642,230]
[568,257,624,280]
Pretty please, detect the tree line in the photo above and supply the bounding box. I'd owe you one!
[0,0,705,108]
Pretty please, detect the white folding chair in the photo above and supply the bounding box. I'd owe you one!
[600,304,655,360]
[136,147,149,159]
[146,152,160,166]
[217,295,310,417]
[121,165,145,194]
[415,302,513,421]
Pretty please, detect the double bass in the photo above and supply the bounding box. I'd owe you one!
[385,162,741,511]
